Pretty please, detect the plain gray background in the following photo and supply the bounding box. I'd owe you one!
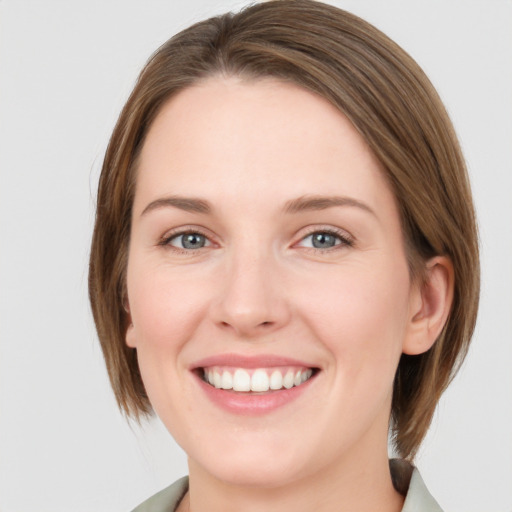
[1,1,511,511]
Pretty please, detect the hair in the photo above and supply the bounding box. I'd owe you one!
[89,0,479,460]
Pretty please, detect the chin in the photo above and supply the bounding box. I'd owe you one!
[205,458,305,489]
[188,434,314,489]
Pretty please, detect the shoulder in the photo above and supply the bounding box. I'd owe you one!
[130,476,189,512]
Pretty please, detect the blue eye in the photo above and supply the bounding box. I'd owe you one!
[168,232,210,250]
[312,232,337,248]
[298,231,350,249]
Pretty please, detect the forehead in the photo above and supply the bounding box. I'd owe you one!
[134,77,393,215]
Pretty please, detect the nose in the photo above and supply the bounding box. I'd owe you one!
[210,248,291,338]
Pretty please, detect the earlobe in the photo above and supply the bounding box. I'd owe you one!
[123,299,138,348]
[403,256,454,356]
[125,324,137,348]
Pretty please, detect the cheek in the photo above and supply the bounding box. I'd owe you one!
[127,266,210,350]
[126,265,212,419]
[299,258,411,378]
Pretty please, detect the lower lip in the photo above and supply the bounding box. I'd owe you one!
[195,372,316,415]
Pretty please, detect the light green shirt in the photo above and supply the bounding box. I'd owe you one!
[132,464,443,512]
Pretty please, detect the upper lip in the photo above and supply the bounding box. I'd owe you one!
[190,353,317,370]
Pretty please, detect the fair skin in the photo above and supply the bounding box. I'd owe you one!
[125,77,453,512]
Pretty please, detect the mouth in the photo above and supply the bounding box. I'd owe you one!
[191,354,319,413]
[200,366,315,393]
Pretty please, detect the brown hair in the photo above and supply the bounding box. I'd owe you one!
[89,0,479,460]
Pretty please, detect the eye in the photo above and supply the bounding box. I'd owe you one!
[297,230,352,250]
[167,231,211,250]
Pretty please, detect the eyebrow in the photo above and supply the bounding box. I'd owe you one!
[141,196,211,216]
[284,195,376,216]
[140,194,376,217]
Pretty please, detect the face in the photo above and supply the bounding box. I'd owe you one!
[126,77,420,487]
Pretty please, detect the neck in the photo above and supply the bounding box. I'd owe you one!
[185,447,404,512]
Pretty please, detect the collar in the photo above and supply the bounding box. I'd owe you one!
[390,458,444,511]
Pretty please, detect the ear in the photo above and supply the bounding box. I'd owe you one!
[123,298,138,348]
[402,256,454,356]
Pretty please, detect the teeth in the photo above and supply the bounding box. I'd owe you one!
[203,366,314,392]
[213,370,222,389]
[251,369,270,392]
[283,370,294,389]
[221,370,233,390]
[233,369,251,392]
[269,370,283,390]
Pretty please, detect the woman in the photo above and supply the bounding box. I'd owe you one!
[88,1,479,510]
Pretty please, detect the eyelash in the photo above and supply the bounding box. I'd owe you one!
[158,227,354,253]
[296,227,354,252]
[158,227,213,253]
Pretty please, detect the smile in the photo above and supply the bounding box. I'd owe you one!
[192,354,319,414]
[202,366,314,393]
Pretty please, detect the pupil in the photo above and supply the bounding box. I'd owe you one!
[182,233,205,249]
[312,233,335,248]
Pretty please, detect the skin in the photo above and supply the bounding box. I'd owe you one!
[125,77,453,512]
